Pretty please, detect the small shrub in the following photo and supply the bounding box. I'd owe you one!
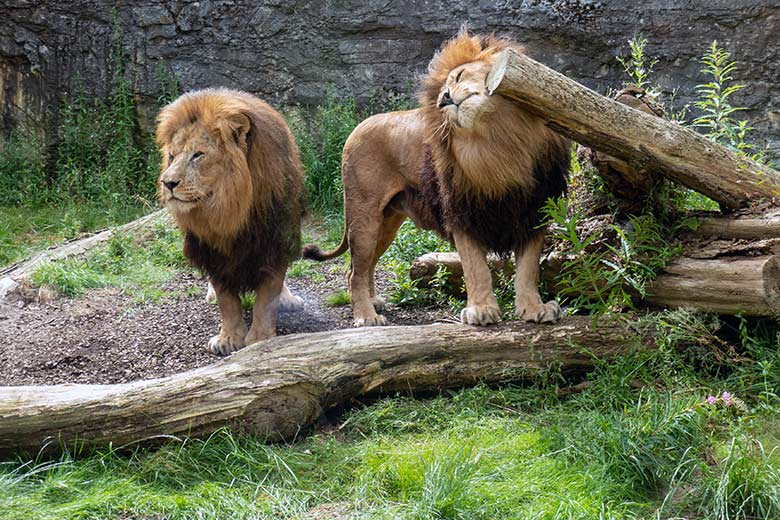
[693,41,757,158]
[31,224,186,299]
[325,290,350,307]
[542,197,680,314]
[616,36,658,92]
[0,133,47,206]
[288,94,363,217]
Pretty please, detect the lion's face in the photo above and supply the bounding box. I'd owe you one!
[437,60,493,130]
[158,123,227,214]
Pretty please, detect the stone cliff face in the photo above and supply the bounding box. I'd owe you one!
[1,1,778,153]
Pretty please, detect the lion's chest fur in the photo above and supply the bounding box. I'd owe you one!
[182,206,301,293]
[410,136,569,255]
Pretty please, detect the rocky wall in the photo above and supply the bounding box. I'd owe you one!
[1,1,778,153]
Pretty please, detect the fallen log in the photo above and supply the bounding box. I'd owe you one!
[695,208,780,240]
[486,49,780,210]
[646,256,780,317]
[577,87,664,213]
[410,250,780,318]
[0,318,647,455]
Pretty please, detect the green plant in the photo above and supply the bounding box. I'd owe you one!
[0,132,47,206]
[617,36,658,91]
[381,220,462,308]
[542,197,680,314]
[692,41,757,157]
[325,290,350,307]
[288,94,363,217]
[30,223,186,299]
[699,436,780,519]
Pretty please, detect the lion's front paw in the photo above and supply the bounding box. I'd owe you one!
[354,314,387,327]
[372,296,386,313]
[460,305,501,326]
[208,333,245,356]
[517,300,562,324]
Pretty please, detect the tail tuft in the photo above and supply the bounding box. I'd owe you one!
[302,243,328,261]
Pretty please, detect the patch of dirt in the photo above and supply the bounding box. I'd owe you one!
[0,261,455,386]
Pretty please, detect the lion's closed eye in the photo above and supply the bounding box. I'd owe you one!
[192,151,204,161]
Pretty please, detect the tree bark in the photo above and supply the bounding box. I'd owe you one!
[0,318,648,455]
[486,49,780,210]
[577,87,665,213]
[646,256,780,317]
[695,208,780,240]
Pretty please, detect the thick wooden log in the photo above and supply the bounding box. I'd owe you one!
[647,256,780,317]
[410,251,780,318]
[486,49,780,210]
[695,208,780,240]
[0,318,646,455]
[578,87,664,212]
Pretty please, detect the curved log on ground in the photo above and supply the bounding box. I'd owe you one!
[0,210,167,300]
[0,318,648,455]
[486,49,780,210]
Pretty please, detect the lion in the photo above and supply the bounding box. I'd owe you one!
[156,88,306,355]
[303,31,569,327]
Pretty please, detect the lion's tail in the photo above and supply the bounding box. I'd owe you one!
[301,228,349,262]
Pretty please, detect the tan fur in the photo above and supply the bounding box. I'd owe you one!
[157,88,305,354]
[303,31,566,327]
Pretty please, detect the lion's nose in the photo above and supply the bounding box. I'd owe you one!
[163,180,180,192]
[438,91,454,108]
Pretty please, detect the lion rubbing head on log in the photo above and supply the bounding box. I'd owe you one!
[157,88,305,355]
[302,30,569,328]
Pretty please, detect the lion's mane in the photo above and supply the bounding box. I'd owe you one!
[415,31,569,255]
[156,89,306,293]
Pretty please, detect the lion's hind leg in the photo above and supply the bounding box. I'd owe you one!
[514,233,562,323]
[368,210,407,313]
[348,216,387,327]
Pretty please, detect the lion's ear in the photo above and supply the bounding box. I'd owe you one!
[221,112,252,151]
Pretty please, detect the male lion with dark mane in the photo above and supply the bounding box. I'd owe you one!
[157,88,306,355]
[303,31,569,327]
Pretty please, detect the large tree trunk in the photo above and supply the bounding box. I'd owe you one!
[486,49,780,210]
[0,318,648,455]
[577,86,665,213]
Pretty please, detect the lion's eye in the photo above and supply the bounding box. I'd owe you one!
[455,70,463,83]
[192,151,204,161]
[168,153,174,163]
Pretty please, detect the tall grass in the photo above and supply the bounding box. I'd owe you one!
[288,90,413,217]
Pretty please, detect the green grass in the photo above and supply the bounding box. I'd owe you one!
[0,203,151,267]
[30,220,186,302]
[325,290,350,307]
